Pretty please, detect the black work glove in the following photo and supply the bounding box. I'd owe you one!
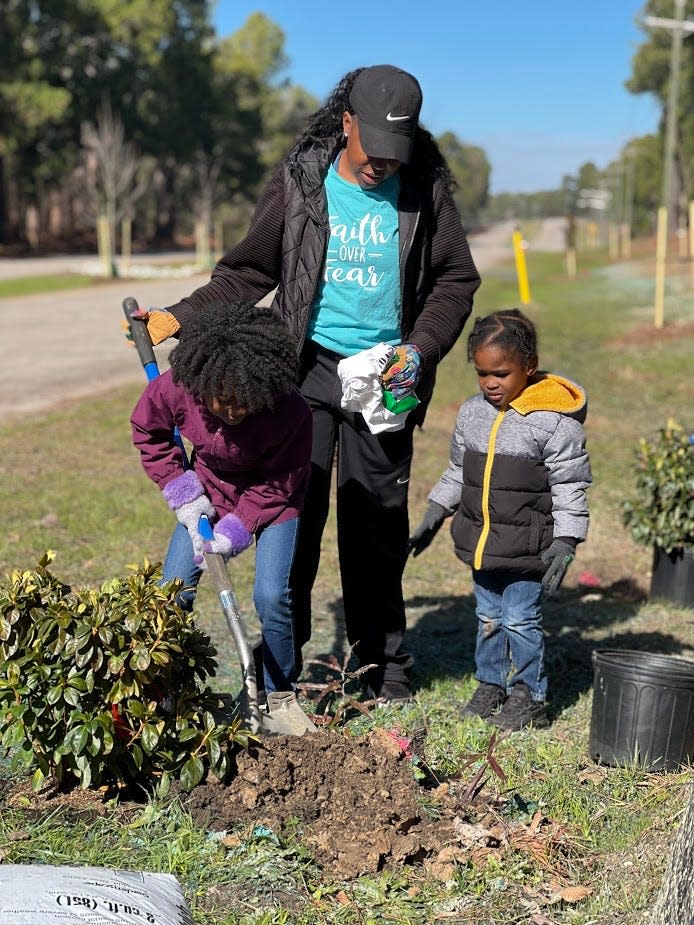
[407,501,449,557]
[540,537,577,595]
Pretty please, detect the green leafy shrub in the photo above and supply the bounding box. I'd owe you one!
[0,552,248,794]
[622,419,694,554]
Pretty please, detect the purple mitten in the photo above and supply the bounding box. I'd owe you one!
[162,470,205,509]
[194,513,253,565]
[162,471,216,560]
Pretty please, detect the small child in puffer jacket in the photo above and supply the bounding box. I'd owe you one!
[408,308,591,730]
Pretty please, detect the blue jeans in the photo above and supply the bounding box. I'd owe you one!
[163,517,299,693]
[472,570,547,701]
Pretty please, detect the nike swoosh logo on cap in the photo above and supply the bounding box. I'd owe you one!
[386,113,410,121]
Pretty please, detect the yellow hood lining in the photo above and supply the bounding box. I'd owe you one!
[510,373,585,416]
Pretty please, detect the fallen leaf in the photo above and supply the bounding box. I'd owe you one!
[557,885,592,903]
[577,766,607,784]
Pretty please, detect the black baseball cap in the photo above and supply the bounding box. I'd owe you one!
[348,65,423,165]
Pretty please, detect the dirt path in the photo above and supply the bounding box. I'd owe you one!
[0,219,563,423]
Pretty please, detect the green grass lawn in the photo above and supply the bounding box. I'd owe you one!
[0,273,95,298]
[1,244,693,924]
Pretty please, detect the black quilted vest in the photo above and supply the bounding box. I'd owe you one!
[270,136,425,360]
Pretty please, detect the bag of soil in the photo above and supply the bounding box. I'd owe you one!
[0,864,193,924]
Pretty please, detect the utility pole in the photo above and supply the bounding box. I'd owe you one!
[645,0,694,327]
[621,149,636,259]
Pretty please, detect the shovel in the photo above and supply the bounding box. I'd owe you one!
[197,519,317,737]
[122,296,317,737]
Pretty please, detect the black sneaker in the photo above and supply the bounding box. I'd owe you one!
[370,679,415,705]
[461,682,507,719]
[487,683,549,731]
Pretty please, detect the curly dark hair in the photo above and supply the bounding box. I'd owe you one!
[168,300,299,413]
[467,308,539,369]
[295,67,457,194]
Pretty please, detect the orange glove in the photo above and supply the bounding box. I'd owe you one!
[122,307,181,346]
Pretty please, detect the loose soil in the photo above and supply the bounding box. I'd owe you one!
[181,728,449,880]
[608,319,694,348]
[2,726,576,885]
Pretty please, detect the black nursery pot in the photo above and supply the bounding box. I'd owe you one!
[589,649,694,772]
[650,546,694,609]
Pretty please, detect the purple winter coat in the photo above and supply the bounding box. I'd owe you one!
[131,371,312,535]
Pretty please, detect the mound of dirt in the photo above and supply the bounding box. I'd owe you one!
[180,728,454,880]
[608,319,694,347]
[2,727,582,887]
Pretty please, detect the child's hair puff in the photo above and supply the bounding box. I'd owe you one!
[168,300,299,412]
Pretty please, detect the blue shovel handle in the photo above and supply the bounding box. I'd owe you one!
[198,515,214,542]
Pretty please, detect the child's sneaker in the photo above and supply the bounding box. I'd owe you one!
[461,682,507,719]
[488,683,549,731]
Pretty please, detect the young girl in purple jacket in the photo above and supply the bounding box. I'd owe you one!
[131,300,312,695]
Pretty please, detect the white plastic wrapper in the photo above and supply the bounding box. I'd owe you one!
[0,864,193,924]
[337,343,418,434]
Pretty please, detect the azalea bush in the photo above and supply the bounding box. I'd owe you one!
[0,553,249,794]
[622,419,694,554]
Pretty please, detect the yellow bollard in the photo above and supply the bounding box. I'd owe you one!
[565,247,577,279]
[512,229,531,304]
[120,215,132,278]
[654,206,667,329]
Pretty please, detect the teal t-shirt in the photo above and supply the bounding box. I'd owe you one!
[307,162,401,356]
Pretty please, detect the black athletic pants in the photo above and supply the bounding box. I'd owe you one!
[290,341,415,688]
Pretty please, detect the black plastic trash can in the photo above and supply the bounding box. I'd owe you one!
[589,649,694,772]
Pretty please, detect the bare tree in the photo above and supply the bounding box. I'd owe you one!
[193,149,222,269]
[81,99,149,275]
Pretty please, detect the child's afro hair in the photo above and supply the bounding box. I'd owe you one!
[168,300,300,413]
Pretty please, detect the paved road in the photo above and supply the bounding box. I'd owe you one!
[0,251,198,280]
[528,216,567,253]
[0,219,550,423]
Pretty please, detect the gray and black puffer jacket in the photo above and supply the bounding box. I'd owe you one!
[429,373,592,575]
[164,135,481,413]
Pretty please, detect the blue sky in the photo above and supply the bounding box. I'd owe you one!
[212,0,662,194]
